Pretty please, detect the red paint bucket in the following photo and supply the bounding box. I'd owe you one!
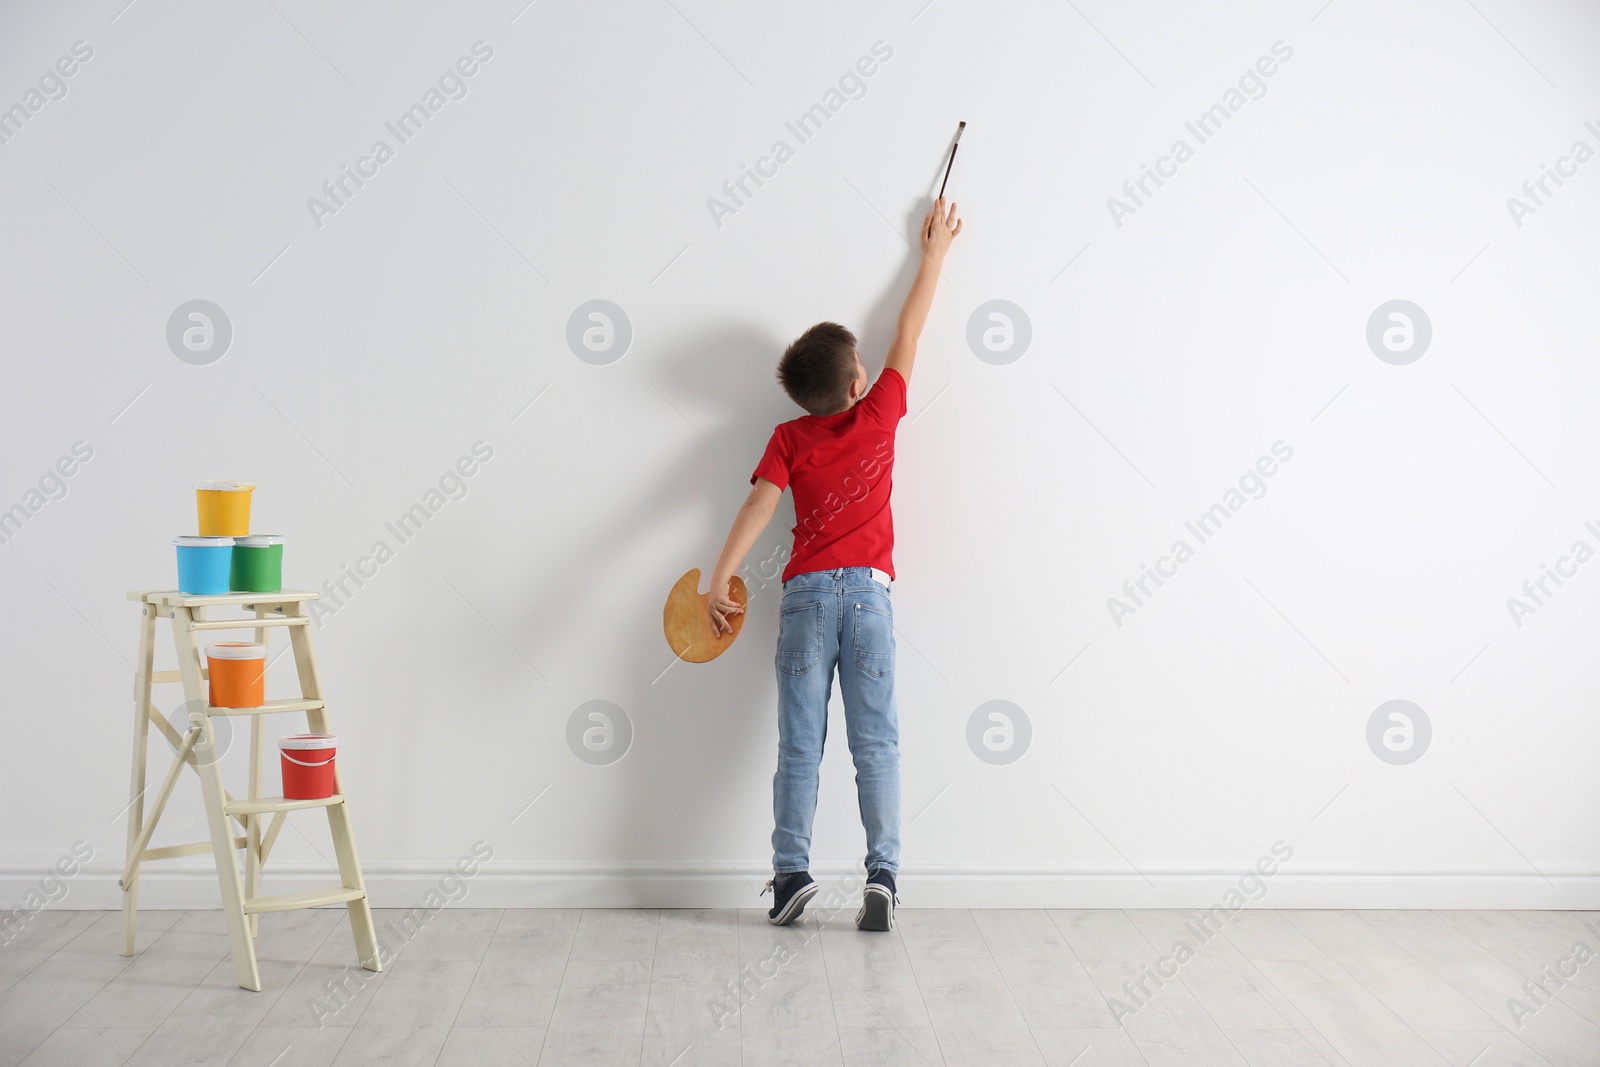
[279,734,337,799]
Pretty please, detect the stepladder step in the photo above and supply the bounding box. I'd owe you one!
[205,698,325,717]
[243,886,366,914]
[188,616,309,631]
[226,794,344,816]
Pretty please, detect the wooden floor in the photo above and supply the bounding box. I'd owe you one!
[1,906,1597,1066]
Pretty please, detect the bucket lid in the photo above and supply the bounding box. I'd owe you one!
[279,733,337,750]
[235,534,283,546]
[206,642,266,660]
[194,481,254,491]
[175,535,236,547]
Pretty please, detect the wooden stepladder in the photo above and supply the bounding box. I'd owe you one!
[119,589,380,992]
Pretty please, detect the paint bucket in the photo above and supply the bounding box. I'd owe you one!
[230,534,283,592]
[175,536,236,595]
[195,481,254,536]
[206,642,266,708]
[279,734,337,799]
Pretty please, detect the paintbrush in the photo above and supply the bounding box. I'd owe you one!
[927,121,964,239]
[937,120,965,199]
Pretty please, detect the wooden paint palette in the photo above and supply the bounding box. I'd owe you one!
[663,569,748,663]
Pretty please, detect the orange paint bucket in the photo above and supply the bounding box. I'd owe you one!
[195,481,253,537]
[206,642,266,708]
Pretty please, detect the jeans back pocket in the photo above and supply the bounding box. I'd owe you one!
[852,601,894,678]
[777,600,823,675]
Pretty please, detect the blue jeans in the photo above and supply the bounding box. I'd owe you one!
[772,567,900,875]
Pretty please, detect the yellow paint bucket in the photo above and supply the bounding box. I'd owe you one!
[195,481,253,536]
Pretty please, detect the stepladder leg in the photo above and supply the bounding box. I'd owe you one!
[326,799,382,972]
[121,602,158,957]
[245,815,261,941]
[246,712,264,939]
[196,728,261,991]
[119,872,139,958]
[175,606,261,992]
[245,607,268,939]
[287,599,381,973]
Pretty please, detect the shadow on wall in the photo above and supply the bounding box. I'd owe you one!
[514,322,788,669]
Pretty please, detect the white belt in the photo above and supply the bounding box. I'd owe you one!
[870,568,893,589]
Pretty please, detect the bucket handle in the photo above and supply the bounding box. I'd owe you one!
[281,750,336,768]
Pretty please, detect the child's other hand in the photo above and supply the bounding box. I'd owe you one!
[921,197,962,261]
[707,578,744,637]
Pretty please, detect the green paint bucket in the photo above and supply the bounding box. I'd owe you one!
[230,534,283,592]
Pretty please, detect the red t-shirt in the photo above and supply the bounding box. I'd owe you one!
[752,368,907,582]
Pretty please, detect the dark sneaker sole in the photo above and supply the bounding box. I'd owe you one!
[855,885,894,931]
[768,881,820,926]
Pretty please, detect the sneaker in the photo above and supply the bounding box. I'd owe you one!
[762,871,819,926]
[856,868,897,931]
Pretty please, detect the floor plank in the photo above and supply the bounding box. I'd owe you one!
[1253,958,1451,1067]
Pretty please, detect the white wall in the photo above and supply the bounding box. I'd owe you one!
[2,0,1598,911]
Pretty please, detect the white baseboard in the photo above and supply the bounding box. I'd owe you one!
[6,863,1600,911]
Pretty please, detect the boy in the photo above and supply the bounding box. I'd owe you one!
[705,196,963,929]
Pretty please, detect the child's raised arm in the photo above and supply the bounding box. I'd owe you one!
[707,477,783,635]
[882,196,962,388]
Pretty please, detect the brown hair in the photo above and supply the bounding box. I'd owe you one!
[777,322,857,415]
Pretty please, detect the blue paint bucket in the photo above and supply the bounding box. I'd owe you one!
[175,536,235,595]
